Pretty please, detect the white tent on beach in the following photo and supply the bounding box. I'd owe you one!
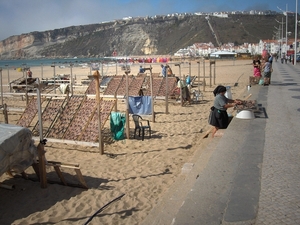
[209,51,237,59]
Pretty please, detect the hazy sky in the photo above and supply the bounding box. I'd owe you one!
[0,0,298,41]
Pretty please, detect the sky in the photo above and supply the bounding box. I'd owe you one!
[0,0,299,41]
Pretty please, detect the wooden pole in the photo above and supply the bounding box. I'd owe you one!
[165,67,169,114]
[23,67,28,106]
[209,61,212,87]
[125,71,130,138]
[197,61,200,92]
[70,63,74,96]
[89,61,92,76]
[203,59,206,92]
[3,103,8,123]
[149,67,155,122]
[214,62,216,85]
[5,65,10,92]
[37,80,43,140]
[175,64,183,106]
[188,62,192,93]
[93,71,104,155]
[36,78,47,188]
[51,64,56,94]
[41,63,43,80]
[114,92,117,112]
[37,143,47,188]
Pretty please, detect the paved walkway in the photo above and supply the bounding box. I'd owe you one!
[142,60,300,225]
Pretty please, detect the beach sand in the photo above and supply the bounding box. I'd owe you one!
[0,59,253,225]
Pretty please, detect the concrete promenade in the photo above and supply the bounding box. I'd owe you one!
[142,60,300,225]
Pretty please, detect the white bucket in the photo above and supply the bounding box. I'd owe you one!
[236,110,255,119]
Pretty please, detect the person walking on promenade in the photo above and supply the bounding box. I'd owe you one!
[209,85,242,138]
[262,56,272,85]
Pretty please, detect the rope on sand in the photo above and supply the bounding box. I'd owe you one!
[83,193,125,225]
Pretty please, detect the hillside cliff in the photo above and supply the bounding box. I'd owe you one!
[0,14,294,59]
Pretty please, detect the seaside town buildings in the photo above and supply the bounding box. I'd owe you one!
[118,9,297,58]
[162,10,298,58]
[173,39,298,58]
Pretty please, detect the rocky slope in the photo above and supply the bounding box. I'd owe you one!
[0,13,295,59]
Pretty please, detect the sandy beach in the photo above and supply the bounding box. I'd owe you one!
[0,58,253,225]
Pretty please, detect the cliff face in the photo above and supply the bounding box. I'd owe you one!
[0,14,292,59]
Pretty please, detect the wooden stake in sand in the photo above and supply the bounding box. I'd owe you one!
[3,103,8,123]
[209,60,216,87]
[149,67,155,122]
[203,59,206,92]
[165,66,169,114]
[125,70,130,138]
[93,71,104,155]
[70,63,74,96]
[36,78,47,188]
[197,61,201,93]
[175,63,183,106]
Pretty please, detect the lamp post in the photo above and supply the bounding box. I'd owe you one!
[275,18,285,55]
[278,5,289,52]
[286,4,289,49]
[294,0,298,66]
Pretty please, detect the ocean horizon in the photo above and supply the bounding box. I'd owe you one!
[0,57,112,69]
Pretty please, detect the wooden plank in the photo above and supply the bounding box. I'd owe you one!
[37,143,47,188]
[31,163,40,178]
[75,169,88,189]
[32,136,99,147]
[53,166,68,185]
[46,160,79,168]
[47,163,79,169]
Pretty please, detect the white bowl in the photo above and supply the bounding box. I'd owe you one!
[236,110,255,119]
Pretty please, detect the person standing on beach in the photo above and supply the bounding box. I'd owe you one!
[176,76,191,104]
[252,55,261,78]
[167,64,173,76]
[262,56,272,85]
[139,66,145,73]
[209,85,242,138]
[27,69,32,78]
[161,64,167,77]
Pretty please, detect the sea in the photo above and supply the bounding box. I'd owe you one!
[0,57,116,69]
